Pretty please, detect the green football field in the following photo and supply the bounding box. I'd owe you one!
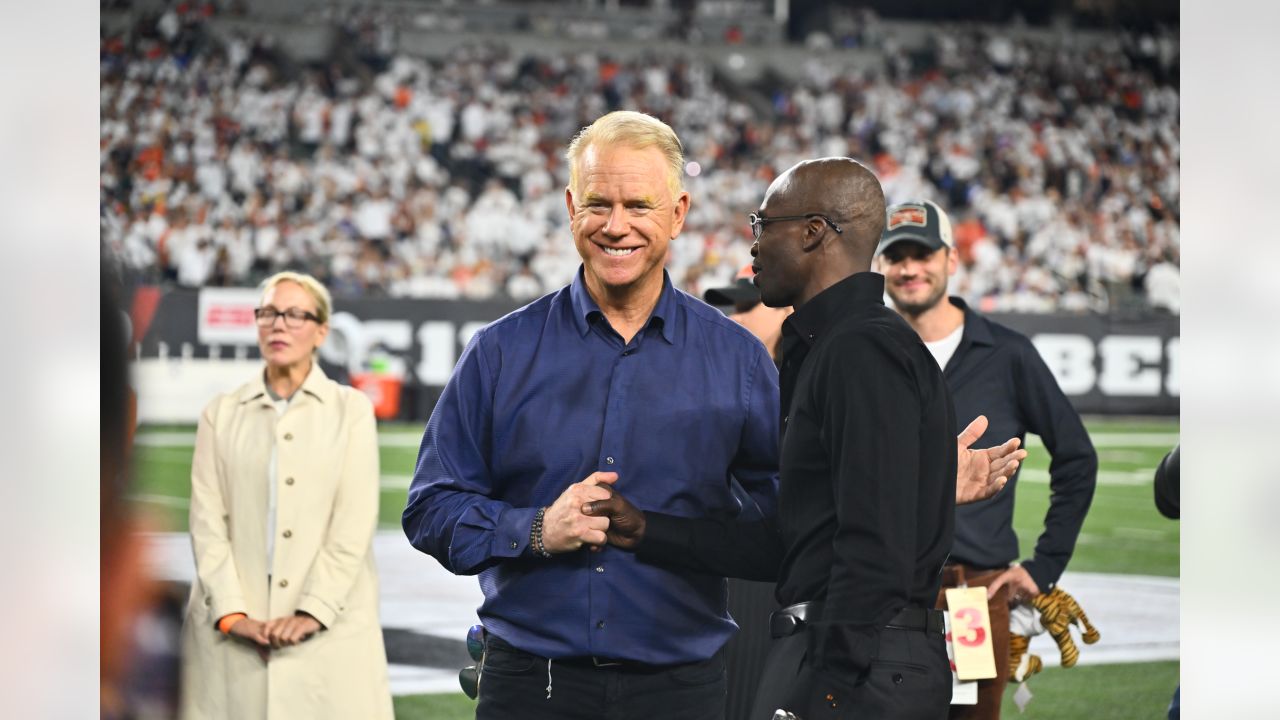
[131,416,1179,718]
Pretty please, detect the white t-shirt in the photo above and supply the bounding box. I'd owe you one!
[924,323,965,372]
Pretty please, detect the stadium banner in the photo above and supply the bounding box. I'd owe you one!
[996,312,1179,416]
[196,287,260,345]
[131,288,1178,421]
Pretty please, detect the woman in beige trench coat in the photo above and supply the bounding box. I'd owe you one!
[179,272,393,719]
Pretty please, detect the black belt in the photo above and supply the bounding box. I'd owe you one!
[555,655,672,672]
[487,635,686,673]
[769,601,944,639]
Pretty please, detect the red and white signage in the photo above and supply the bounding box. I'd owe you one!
[197,288,260,345]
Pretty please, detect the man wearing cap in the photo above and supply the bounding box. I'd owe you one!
[876,200,1099,719]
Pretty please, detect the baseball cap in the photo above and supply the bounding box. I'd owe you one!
[703,264,760,306]
[877,200,954,255]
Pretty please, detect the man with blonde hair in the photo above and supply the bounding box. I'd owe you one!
[404,111,780,719]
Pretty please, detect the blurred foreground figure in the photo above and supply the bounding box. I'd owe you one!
[179,271,391,719]
[1155,445,1179,719]
[102,263,163,719]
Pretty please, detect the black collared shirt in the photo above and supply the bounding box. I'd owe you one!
[941,297,1097,592]
[640,272,956,674]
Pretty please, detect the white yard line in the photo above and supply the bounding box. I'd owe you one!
[382,474,413,489]
[1024,433,1178,448]
[1017,468,1156,486]
[131,493,192,509]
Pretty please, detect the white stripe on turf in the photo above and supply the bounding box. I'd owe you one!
[1017,468,1157,486]
[386,665,464,696]
[131,493,192,508]
[1023,433,1178,448]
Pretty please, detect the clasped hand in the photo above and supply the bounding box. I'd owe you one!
[226,613,323,660]
[573,416,1027,552]
[539,472,619,553]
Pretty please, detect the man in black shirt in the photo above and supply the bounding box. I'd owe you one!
[585,158,984,718]
[876,200,1098,719]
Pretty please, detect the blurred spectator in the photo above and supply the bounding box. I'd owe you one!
[100,7,1178,314]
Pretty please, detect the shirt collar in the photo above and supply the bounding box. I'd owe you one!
[238,361,334,405]
[949,296,994,347]
[784,272,886,347]
[569,266,678,345]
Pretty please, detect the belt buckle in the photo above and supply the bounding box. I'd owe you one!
[769,611,803,639]
[592,656,623,668]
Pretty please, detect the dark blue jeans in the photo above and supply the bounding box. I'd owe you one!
[476,635,726,720]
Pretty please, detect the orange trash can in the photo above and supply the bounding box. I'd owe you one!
[351,372,403,420]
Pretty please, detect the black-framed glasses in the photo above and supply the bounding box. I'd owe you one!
[254,307,321,329]
[747,212,843,241]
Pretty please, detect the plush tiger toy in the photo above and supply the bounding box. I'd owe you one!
[1008,587,1101,681]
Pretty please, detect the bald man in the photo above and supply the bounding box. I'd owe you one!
[586,158,1016,718]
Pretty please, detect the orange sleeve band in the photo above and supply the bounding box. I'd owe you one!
[217,613,247,634]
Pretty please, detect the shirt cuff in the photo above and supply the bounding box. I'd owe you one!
[494,506,539,558]
[1022,559,1058,594]
[295,593,339,628]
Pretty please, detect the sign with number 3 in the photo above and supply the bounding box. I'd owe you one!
[945,587,998,681]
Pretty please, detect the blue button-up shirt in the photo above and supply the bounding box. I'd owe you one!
[403,269,780,664]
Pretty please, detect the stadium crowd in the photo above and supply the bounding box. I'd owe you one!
[100,3,1179,314]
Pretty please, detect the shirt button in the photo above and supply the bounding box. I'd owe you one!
[596,621,606,629]
[283,432,293,441]
[278,579,289,588]
[605,456,615,465]
[622,349,633,356]
[596,566,604,573]
[510,541,518,550]
[285,477,295,486]
[282,529,292,539]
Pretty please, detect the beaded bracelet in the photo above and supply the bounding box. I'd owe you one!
[530,507,552,558]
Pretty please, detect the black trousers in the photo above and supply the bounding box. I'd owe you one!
[725,579,779,720]
[476,635,727,720]
[750,626,950,720]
